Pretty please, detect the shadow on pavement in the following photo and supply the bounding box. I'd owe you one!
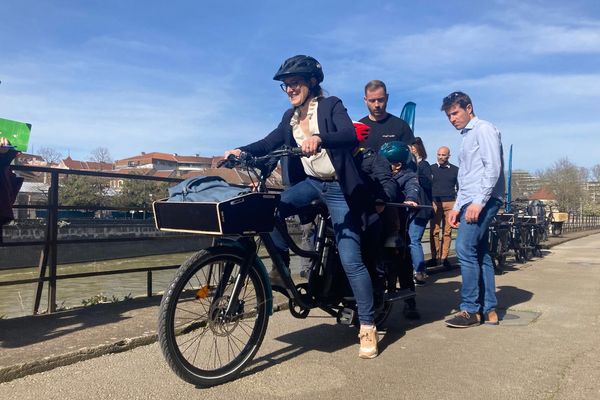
[244,263,535,381]
[242,311,410,379]
[398,275,534,327]
[0,296,161,349]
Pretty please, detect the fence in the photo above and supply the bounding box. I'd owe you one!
[562,213,600,234]
[1,165,189,315]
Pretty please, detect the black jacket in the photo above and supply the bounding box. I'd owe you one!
[0,150,23,227]
[354,147,396,203]
[415,160,433,220]
[240,96,375,229]
[381,168,419,246]
[393,168,420,204]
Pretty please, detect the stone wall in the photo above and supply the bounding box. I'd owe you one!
[0,220,210,269]
[1,219,302,270]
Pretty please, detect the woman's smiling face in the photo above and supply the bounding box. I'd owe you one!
[282,76,310,107]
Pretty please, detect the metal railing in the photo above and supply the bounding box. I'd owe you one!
[2,165,188,314]
[562,213,600,234]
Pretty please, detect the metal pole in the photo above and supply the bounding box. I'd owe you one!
[32,238,49,314]
[147,270,152,297]
[48,172,59,312]
[506,144,513,212]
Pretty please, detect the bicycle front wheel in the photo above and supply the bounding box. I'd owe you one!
[158,248,269,387]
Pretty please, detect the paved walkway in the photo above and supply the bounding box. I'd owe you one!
[0,229,598,386]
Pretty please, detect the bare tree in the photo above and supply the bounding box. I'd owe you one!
[538,158,588,212]
[89,147,112,163]
[587,164,600,215]
[38,147,63,164]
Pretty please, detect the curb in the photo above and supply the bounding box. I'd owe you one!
[0,300,291,383]
[0,335,156,383]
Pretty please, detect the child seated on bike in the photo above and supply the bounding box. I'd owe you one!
[379,140,421,319]
[352,121,396,311]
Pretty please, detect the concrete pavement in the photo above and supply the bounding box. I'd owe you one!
[1,230,599,399]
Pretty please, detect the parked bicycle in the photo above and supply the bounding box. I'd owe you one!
[153,146,415,387]
[488,213,512,273]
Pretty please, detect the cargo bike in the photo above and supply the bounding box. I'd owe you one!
[153,147,415,387]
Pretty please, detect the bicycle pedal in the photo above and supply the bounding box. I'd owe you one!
[337,307,355,325]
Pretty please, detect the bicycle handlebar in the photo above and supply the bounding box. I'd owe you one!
[386,202,433,210]
[217,146,306,170]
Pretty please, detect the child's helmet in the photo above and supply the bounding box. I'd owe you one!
[379,141,410,163]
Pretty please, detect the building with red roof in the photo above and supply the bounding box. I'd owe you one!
[528,187,556,202]
[58,156,114,172]
[114,152,213,171]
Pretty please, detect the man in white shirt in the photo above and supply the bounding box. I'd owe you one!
[441,91,505,328]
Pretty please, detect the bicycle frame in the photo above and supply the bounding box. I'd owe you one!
[157,146,422,387]
[215,147,423,318]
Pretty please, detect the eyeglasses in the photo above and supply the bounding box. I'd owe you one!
[437,154,450,157]
[280,80,304,92]
[443,92,462,102]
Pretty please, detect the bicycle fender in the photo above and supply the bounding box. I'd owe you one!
[214,239,273,315]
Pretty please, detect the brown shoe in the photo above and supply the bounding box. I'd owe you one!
[358,325,378,359]
[484,310,499,325]
[445,310,481,328]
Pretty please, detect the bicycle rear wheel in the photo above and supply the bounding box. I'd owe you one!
[493,233,507,274]
[520,227,533,261]
[158,248,269,387]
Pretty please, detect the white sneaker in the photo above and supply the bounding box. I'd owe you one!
[358,325,378,359]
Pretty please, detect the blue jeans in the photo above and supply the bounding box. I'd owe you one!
[408,218,428,274]
[272,177,374,324]
[455,198,502,314]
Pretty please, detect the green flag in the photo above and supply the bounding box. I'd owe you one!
[0,118,31,152]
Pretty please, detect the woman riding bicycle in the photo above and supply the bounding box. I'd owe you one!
[224,55,379,359]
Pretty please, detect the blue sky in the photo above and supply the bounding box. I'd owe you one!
[1,0,599,173]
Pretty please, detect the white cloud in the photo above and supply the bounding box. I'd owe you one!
[321,4,600,86]
[528,25,600,54]
[412,71,600,171]
[0,55,272,160]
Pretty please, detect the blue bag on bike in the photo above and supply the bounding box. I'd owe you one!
[167,176,250,203]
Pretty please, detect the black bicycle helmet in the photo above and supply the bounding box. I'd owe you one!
[273,55,324,83]
[379,141,411,164]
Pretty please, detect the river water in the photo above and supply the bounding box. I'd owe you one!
[0,252,200,318]
[0,250,306,319]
